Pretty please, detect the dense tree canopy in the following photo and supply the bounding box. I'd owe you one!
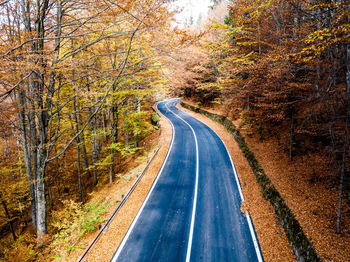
[0,0,349,260]
[0,0,180,255]
[175,0,350,236]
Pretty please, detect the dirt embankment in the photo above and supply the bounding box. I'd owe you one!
[177,102,295,262]
[73,100,295,262]
[180,99,350,262]
[69,98,349,262]
[67,104,173,261]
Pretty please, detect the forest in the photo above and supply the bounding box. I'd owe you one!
[0,0,181,259]
[0,0,349,261]
[170,0,350,260]
[176,0,350,225]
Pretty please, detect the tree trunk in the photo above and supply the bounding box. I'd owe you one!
[73,96,90,177]
[81,134,91,178]
[17,87,37,229]
[23,0,51,245]
[36,101,50,244]
[0,195,16,241]
[36,161,47,244]
[271,11,282,46]
[90,110,98,186]
[346,41,350,94]
[124,105,129,149]
[336,115,348,234]
[289,107,295,161]
[74,98,83,202]
[110,104,118,184]
[257,9,262,55]
[76,141,83,202]
[13,131,28,228]
[337,18,350,231]
[315,5,321,97]
[134,97,141,149]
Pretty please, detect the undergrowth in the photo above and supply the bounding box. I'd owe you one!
[50,199,109,260]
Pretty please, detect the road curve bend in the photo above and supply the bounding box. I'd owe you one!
[110,99,263,262]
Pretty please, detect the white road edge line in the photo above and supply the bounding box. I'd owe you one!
[110,100,176,262]
[165,101,199,262]
[176,103,264,262]
[223,144,263,262]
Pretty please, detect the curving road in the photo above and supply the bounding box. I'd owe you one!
[110,99,263,262]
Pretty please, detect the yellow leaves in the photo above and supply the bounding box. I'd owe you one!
[202,39,231,56]
[237,40,258,47]
[207,20,231,32]
[309,3,338,11]
[292,23,350,63]
[50,199,109,257]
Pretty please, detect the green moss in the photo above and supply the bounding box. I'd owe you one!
[181,101,321,262]
[151,113,160,127]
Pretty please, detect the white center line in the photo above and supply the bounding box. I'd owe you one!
[165,102,199,262]
[181,105,263,262]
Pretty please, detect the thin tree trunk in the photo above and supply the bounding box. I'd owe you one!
[134,97,141,149]
[13,131,27,228]
[2,135,22,238]
[336,154,345,234]
[90,109,98,186]
[109,50,120,184]
[346,41,350,94]
[257,10,262,55]
[292,2,300,40]
[97,116,103,160]
[0,194,16,241]
[271,11,282,46]
[337,17,350,230]
[74,98,83,202]
[47,175,53,208]
[343,0,350,92]
[77,141,83,202]
[336,115,348,234]
[289,107,295,161]
[124,103,129,149]
[73,95,90,177]
[110,104,118,184]
[315,6,321,97]
[80,134,91,177]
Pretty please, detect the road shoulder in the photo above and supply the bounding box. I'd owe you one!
[177,103,295,262]
[77,104,173,262]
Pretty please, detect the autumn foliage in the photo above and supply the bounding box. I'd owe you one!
[0,0,349,260]
[173,0,350,251]
[0,0,177,259]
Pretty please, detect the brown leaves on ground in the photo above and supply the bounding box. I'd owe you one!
[180,100,350,262]
[66,104,173,262]
[178,103,295,262]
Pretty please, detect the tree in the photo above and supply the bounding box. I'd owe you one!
[0,0,172,246]
[176,0,350,235]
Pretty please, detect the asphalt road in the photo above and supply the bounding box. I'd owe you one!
[110,99,263,262]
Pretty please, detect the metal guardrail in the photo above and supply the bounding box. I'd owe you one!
[77,146,161,262]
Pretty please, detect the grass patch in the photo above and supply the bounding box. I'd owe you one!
[50,199,109,260]
[151,113,160,129]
